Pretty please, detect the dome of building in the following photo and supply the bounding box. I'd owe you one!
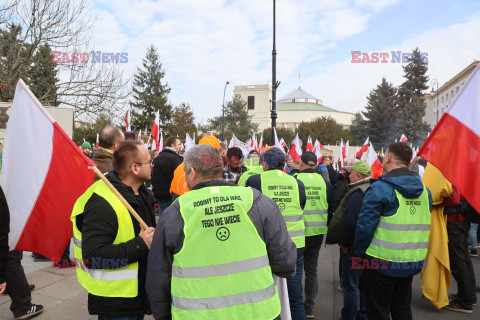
[277,87,323,105]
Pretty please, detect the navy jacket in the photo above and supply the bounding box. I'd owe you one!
[339,189,364,248]
[354,167,433,277]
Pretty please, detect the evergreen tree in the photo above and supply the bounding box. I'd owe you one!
[362,78,398,149]
[208,94,258,142]
[130,44,172,130]
[27,43,59,106]
[297,116,353,146]
[349,112,367,144]
[396,48,430,143]
[165,102,196,138]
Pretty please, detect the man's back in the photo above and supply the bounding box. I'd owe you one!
[151,148,183,201]
[92,147,113,180]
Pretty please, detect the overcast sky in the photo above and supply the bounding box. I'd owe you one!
[87,0,480,124]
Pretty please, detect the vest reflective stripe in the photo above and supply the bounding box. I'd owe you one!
[172,255,269,278]
[88,269,138,281]
[172,186,280,320]
[173,283,277,311]
[283,215,304,222]
[378,221,430,232]
[305,221,327,228]
[70,180,139,298]
[294,172,328,237]
[261,170,305,248]
[370,238,429,250]
[303,210,327,215]
[237,166,264,186]
[366,186,431,263]
[288,229,305,237]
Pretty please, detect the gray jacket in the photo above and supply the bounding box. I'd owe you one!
[146,180,297,320]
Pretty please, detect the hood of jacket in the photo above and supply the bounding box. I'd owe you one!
[94,147,113,160]
[376,167,424,199]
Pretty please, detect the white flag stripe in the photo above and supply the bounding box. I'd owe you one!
[446,64,480,136]
[1,81,54,249]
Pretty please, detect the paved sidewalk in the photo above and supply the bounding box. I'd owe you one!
[0,245,478,319]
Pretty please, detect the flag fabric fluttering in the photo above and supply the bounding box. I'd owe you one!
[313,140,322,164]
[258,134,264,154]
[280,138,287,150]
[288,133,302,161]
[137,129,142,142]
[306,136,313,152]
[418,63,480,213]
[151,110,160,151]
[95,133,99,148]
[366,142,383,179]
[273,127,282,150]
[159,131,164,151]
[185,133,195,152]
[400,134,407,142]
[125,109,131,132]
[228,135,235,148]
[1,80,96,262]
[250,133,257,152]
[356,137,369,159]
[340,139,344,167]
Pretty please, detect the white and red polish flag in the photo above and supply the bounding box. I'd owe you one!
[258,134,263,154]
[137,129,142,142]
[280,138,287,150]
[159,131,164,151]
[366,142,383,179]
[400,134,407,142]
[418,63,480,213]
[313,140,322,164]
[356,137,369,159]
[151,110,160,151]
[95,133,99,148]
[340,139,344,167]
[288,133,302,161]
[306,136,313,151]
[1,80,96,262]
[125,109,131,132]
[250,133,257,151]
[342,140,349,164]
[273,127,282,150]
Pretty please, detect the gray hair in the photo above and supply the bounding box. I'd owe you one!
[184,144,223,180]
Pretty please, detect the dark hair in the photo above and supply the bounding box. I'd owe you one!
[386,142,412,166]
[249,150,259,155]
[113,141,143,174]
[166,136,179,147]
[99,126,124,149]
[321,156,329,163]
[417,158,428,167]
[227,147,243,159]
[124,132,136,140]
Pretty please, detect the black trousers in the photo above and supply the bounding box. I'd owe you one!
[303,234,324,315]
[6,250,32,318]
[447,220,477,308]
[364,269,413,320]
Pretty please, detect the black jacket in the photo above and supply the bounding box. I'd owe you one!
[146,180,297,320]
[327,171,349,224]
[76,171,156,316]
[151,148,183,201]
[0,187,9,284]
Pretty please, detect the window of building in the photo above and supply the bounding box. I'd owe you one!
[433,101,436,108]
[451,90,453,98]
[446,93,448,100]
[457,87,459,93]
[441,96,444,103]
[247,96,255,110]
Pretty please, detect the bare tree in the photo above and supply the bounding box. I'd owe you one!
[0,0,129,120]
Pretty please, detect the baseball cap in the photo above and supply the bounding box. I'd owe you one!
[301,151,317,166]
[351,161,371,176]
[262,147,285,167]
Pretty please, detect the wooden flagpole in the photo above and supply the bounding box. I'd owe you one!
[90,166,149,230]
[408,155,419,170]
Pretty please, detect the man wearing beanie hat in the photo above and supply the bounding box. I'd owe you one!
[246,147,307,320]
[329,160,372,320]
[81,141,94,160]
[170,135,221,199]
[293,152,329,318]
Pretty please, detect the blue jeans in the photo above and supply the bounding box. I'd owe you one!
[287,248,306,320]
[157,200,172,216]
[340,251,367,320]
[102,316,144,320]
[469,223,478,250]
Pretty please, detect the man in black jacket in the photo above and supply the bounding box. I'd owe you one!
[151,136,183,215]
[146,145,296,320]
[73,141,156,319]
[0,186,9,295]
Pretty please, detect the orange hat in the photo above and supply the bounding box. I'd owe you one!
[261,146,273,153]
[198,135,221,150]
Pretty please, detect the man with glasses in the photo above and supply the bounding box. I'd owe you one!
[71,141,156,320]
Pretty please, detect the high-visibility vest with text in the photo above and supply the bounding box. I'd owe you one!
[295,172,328,236]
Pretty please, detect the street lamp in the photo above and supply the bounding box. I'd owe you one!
[431,79,439,124]
[271,0,280,146]
[221,81,230,142]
